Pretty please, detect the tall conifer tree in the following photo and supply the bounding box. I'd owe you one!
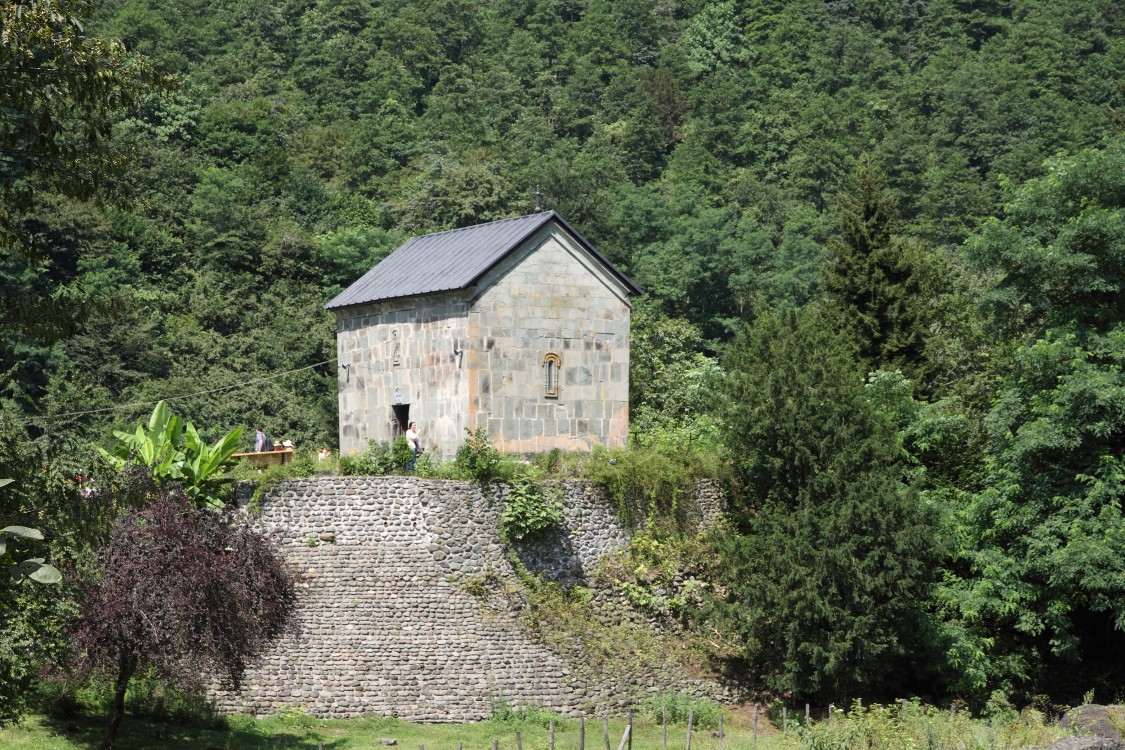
[715,307,941,701]
[824,157,929,382]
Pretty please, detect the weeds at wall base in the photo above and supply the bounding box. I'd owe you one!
[499,546,716,690]
[35,675,225,730]
[788,700,1067,750]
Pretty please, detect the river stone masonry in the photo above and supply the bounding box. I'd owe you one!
[211,475,727,721]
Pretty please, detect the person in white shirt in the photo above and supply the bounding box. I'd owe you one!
[405,422,419,472]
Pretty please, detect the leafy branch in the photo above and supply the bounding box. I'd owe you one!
[0,478,61,584]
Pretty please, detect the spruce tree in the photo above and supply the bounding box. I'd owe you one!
[715,307,941,701]
[824,157,929,381]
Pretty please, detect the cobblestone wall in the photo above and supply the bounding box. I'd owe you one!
[212,476,728,721]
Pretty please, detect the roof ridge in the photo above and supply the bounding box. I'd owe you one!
[406,211,555,241]
[324,209,639,311]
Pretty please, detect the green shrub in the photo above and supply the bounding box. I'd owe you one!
[34,680,80,719]
[273,707,320,729]
[499,478,563,542]
[489,696,569,728]
[581,443,723,530]
[338,439,412,476]
[124,675,225,728]
[455,426,503,483]
[413,451,465,480]
[37,675,225,729]
[229,450,331,482]
[643,690,721,730]
[602,530,713,619]
[791,701,1062,750]
[531,447,565,474]
[391,436,414,469]
[454,427,522,484]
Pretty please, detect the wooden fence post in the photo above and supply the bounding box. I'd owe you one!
[686,707,694,750]
[783,706,788,735]
[753,704,758,750]
[516,731,522,750]
[604,717,610,750]
[616,725,631,750]
[719,713,725,749]
[550,720,556,750]
[627,710,633,750]
[805,703,810,723]
[663,706,668,750]
[493,740,498,750]
[580,715,586,750]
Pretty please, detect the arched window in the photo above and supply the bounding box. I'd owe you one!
[542,351,560,398]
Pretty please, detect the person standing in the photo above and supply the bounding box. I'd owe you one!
[254,426,271,453]
[405,422,419,472]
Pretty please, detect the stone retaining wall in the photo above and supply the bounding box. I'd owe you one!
[212,476,728,721]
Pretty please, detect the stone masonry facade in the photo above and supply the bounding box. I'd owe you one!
[211,476,728,721]
[335,293,470,455]
[334,224,631,457]
[468,226,631,454]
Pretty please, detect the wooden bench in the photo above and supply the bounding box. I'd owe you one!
[232,448,296,467]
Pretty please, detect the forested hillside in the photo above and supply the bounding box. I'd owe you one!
[1,0,1120,444]
[3,0,1125,714]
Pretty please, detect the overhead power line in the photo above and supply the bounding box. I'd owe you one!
[18,359,334,423]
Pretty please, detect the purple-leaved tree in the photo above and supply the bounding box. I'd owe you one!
[70,488,297,749]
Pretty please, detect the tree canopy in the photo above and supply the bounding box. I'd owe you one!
[715,307,941,700]
[71,484,297,748]
[2,0,1125,714]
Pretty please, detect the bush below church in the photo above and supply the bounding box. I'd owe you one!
[338,438,414,476]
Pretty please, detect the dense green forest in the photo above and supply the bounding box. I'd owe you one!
[3,0,1125,721]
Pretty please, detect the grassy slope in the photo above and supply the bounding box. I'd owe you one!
[1,702,1076,750]
[2,713,774,750]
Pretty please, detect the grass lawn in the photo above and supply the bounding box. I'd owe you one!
[0,711,782,750]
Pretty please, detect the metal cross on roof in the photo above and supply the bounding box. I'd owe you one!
[534,185,543,212]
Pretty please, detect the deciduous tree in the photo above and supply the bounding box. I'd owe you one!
[947,139,1125,702]
[0,0,167,250]
[71,486,297,749]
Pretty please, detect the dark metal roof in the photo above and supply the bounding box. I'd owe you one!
[325,211,641,311]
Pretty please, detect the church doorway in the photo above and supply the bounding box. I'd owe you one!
[391,404,410,437]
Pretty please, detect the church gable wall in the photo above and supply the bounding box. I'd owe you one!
[468,226,630,453]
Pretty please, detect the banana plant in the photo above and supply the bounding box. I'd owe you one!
[97,402,244,509]
[178,422,244,508]
[1,479,61,584]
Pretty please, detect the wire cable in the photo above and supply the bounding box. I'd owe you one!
[17,359,334,423]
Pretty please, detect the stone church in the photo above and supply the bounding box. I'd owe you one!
[326,211,641,456]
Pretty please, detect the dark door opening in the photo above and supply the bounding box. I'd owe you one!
[391,404,410,437]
